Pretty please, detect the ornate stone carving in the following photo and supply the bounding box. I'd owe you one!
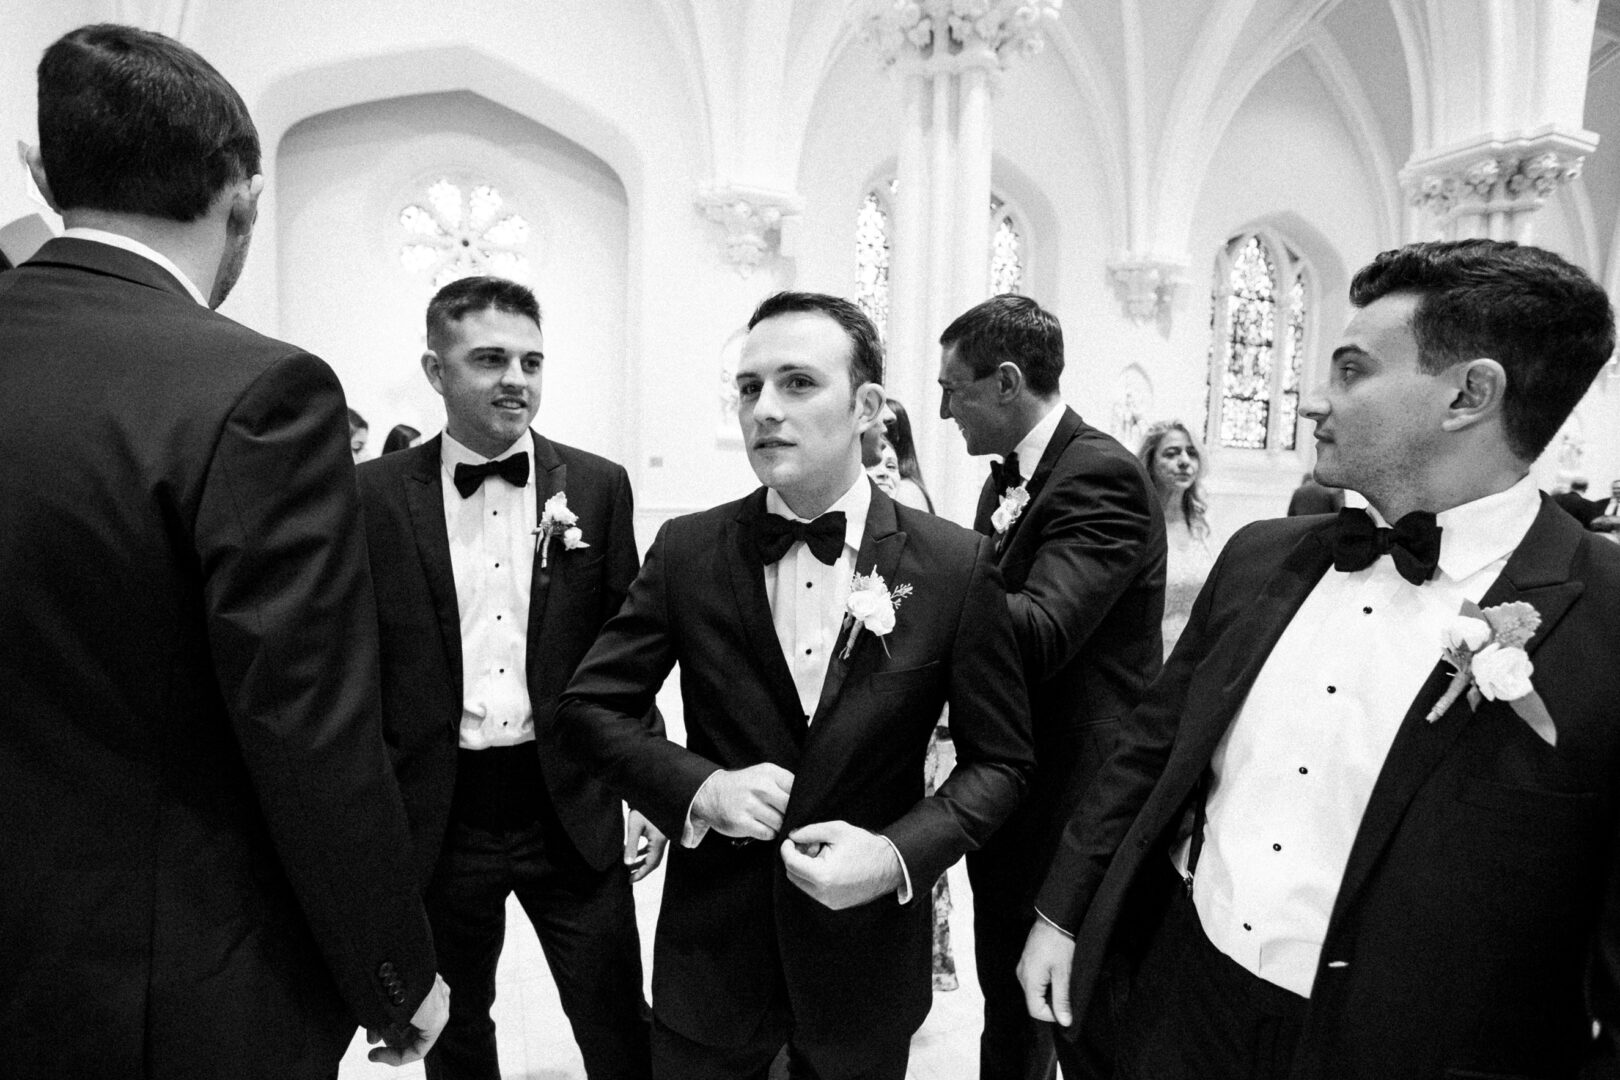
[1107,257,1186,323]
[695,185,802,277]
[1402,130,1593,222]
[854,0,1063,70]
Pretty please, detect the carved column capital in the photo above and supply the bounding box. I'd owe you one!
[853,0,1063,73]
[1107,256,1187,324]
[695,184,803,277]
[1401,128,1596,223]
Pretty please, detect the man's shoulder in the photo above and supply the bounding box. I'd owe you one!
[892,499,983,557]
[542,437,631,484]
[357,440,437,493]
[1047,417,1153,491]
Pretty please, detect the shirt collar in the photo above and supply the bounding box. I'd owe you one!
[60,227,209,306]
[1369,473,1541,583]
[440,428,533,474]
[1009,399,1066,476]
[765,471,872,555]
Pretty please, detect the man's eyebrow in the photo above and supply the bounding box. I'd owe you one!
[1330,345,1368,362]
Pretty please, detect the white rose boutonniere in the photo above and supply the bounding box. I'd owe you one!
[533,492,590,569]
[841,571,912,660]
[990,484,1031,535]
[1426,599,1556,746]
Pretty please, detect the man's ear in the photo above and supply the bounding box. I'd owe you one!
[421,350,446,396]
[22,145,60,213]
[995,361,1025,402]
[226,174,265,240]
[1440,358,1507,433]
[854,381,887,432]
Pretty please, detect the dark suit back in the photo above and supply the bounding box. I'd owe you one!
[359,434,648,886]
[0,239,433,1078]
[974,408,1166,885]
[558,486,1034,1048]
[1038,501,1620,1079]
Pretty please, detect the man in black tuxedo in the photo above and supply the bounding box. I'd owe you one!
[557,292,1034,1080]
[1020,239,1620,1080]
[0,24,445,1079]
[359,276,662,1079]
[937,294,1165,1080]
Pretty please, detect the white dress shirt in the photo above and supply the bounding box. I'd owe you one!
[1005,398,1065,482]
[764,475,871,722]
[61,227,209,306]
[439,430,538,750]
[1181,473,1542,997]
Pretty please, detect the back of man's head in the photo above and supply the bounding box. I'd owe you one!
[38,23,260,223]
[939,294,1064,398]
[1348,239,1615,463]
[425,276,543,354]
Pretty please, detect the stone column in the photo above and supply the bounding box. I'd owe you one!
[852,0,1061,524]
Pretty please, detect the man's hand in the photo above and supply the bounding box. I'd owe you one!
[1018,920,1075,1027]
[624,809,668,883]
[366,972,451,1065]
[779,820,903,910]
[692,763,795,840]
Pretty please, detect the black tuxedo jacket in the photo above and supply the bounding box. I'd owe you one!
[0,239,435,1078]
[972,407,1166,892]
[1553,490,1609,528]
[358,433,654,885]
[1036,500,1620,1079]
[557,483,1035,1047]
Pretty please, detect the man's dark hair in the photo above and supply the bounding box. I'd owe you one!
[1350,239,1615,461]
[426,276,542,354]
[938,294,1065,397]
[37,24,261,222]
[746,292,885,390]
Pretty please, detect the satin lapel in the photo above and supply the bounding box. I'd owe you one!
[807,490,907,731]
[404,438,464,711]
[998,407,1083,554]
[729,491,810,736]
[526,434,565,664]
[1331,499,1584,918]
[972,474,998,536]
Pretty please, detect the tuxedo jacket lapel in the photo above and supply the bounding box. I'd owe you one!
[526,433,565,665]
[1331,500,1584,918]
[405,437,464,712]
[995,407,1082,554]
[807,489,908,731]
[729,491,811,738]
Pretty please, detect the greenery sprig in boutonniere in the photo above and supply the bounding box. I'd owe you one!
[1426,599,1556,745]
[841,571,913,659]
[532,492,589,570]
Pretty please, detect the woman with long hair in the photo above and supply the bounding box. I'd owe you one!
[1138,420,1218,656]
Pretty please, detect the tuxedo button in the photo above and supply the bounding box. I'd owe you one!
[1135,836,1148,849]
[390,990,407,1006]
[378,961,397,978]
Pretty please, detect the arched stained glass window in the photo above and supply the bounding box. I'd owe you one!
[1206,231,1310,452]
[399,178,532,290]
[989,195,1023,296]
[854,190,892,336]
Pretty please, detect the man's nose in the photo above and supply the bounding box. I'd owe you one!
[499,357,527,385]
[753,383,784,421]
[1300,385,1328,420]
[939,390,951,420]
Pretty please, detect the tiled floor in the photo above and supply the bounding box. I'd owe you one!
[337,849,986,1080]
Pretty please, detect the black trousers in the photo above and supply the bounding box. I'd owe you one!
[422,816,651,1080]
[967,847,1058,1080]
[1053,879,1307,1080]
[651,1014,910,1080]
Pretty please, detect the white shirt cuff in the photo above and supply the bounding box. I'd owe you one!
[879,835,913,904]
[681,770,724,848]
[1035,907,1074,939]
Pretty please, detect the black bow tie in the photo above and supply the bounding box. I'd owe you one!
[1331,507,1443,586]
[755,511,847,566]
[452,452,530,498]
[990,453,1023,496]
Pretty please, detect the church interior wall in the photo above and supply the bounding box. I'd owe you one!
[275,91,630,461]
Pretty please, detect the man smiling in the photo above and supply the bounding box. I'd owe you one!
[559,291,1034,1080]
[359,277,661,1079]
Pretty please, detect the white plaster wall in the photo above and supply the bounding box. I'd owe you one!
[276,91,629,462]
